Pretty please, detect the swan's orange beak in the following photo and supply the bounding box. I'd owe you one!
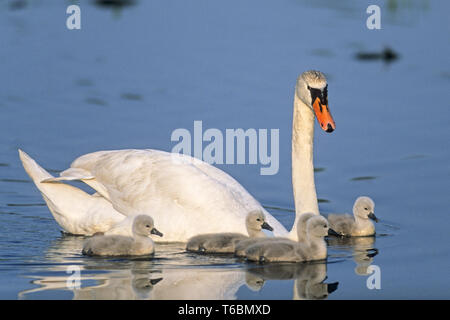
[313,97,335,133]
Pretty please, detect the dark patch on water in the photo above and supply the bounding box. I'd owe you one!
[0,178,30,183]
[121,93,143,101]
[8,0,27,11]
[75,79,94,87]
[355,47,399,63]
[263,205,295,213]
[7,203,46,207]
[350,176,377,181]
[85,97,108,106]
[93,0,137,9]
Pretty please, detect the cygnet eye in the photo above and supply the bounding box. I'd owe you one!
[364,207,369,210]
[256,218,261,222]
[146,224,150,228]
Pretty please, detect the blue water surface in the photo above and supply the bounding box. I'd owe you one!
[0,0,449,299]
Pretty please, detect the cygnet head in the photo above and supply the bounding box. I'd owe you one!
[296,70,335,133]
[353,196,378,222]
[297,212,315,241]
[307,215,339,238]
[132,215,163,238]
[246,210,273,234]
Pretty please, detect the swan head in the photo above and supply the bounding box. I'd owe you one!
[353,196,377,222]
[307,215,338,238]
[296,70,335,133]
[246,210,274,234]
[133,215,164,237]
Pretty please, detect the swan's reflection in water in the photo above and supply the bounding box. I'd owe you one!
[327,236,379,276]
[19,235,340,300]
[19,235,249,299]
[246,262,339,300]
[73,271,162,300]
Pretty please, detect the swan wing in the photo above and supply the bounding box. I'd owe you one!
[68,149,254,213]
[64,149,287,240]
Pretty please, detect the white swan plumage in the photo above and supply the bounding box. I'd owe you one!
[18,70,335,242]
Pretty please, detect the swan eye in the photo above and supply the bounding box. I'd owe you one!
[256,219,261,222]
[146,225,150,228]
[364,208,369,210]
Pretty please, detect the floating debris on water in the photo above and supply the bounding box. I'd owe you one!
[350,176,377,181]
[0,178,30,183]
[93,0,136,8]
[355,47,399,63]
[7,203,47,207]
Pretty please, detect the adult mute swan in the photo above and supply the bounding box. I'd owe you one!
[19,70,335,242]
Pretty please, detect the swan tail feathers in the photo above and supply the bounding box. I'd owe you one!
[18,149,92,204]
[18,149,53,182]
[18,149,123,235]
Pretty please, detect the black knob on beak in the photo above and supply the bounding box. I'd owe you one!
[326,123,334,133]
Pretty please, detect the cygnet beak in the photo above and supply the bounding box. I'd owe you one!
[327,282,339,294]
[261,221,274,232]
[150,278,163,285]
[151,228,163,237]
[368,212,379,223]
[328,228,341,237]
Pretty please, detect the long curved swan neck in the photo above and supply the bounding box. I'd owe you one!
[289,92,320,240]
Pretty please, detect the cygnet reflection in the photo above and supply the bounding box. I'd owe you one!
[245,262,339,300]
[327,236,378,276]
